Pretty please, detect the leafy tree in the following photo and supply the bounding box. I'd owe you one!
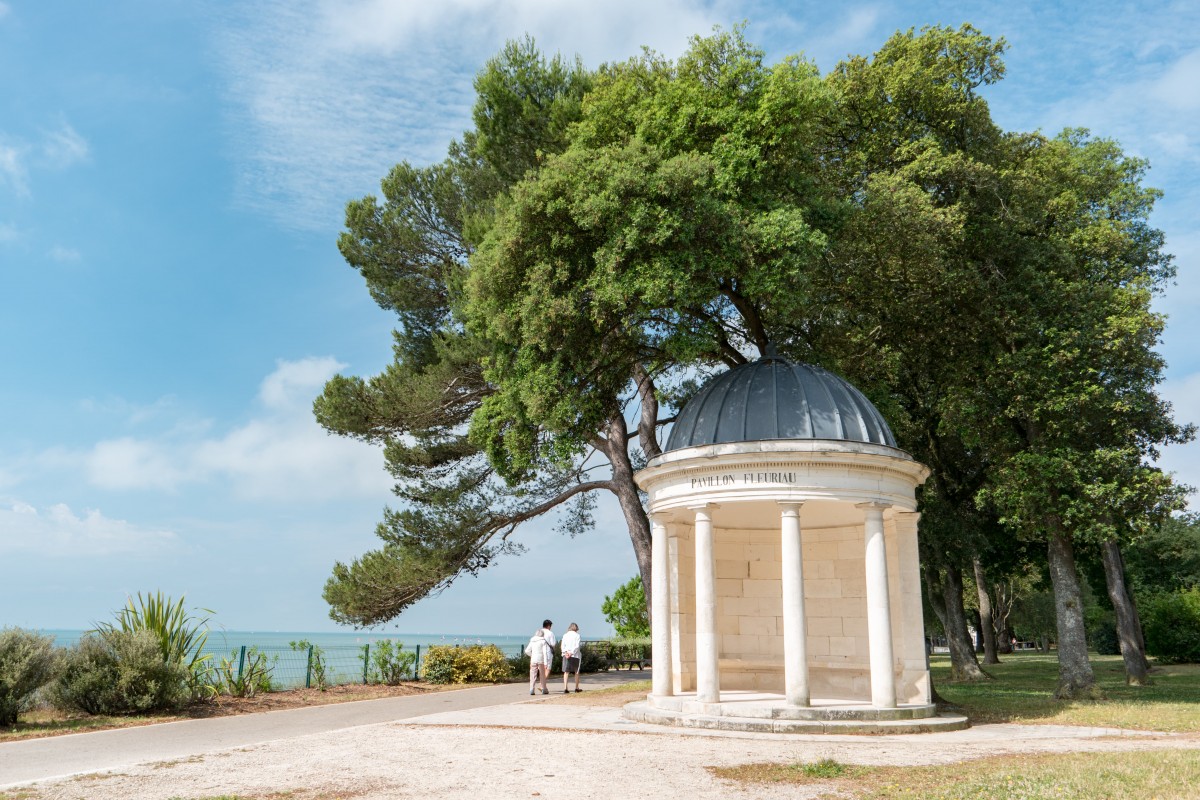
[602,576,651,638]
[1124,513,1200,593]
[317,39,598,626]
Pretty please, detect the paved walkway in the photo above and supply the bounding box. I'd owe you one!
[0,670,648,789]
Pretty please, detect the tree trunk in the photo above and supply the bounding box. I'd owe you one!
[942,564,988,681]
[972,558,1001,664]
[1101,538,1150,685]
[603,416,653,622]
[1118,545,1152,673]
[1046,526,1097,699]
[992,581,1014,654]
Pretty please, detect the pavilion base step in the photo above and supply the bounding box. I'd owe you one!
[625,697,968,734]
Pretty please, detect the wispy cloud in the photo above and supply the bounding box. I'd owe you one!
[48,244,81,262]
[0,122,90,198]
[82,357,391,502]
[213,0,724,231]
[0,500,180,558]
[0,222,17,243]
[41,122,90,168]
[0,3,10,22]
[0,139,29,196]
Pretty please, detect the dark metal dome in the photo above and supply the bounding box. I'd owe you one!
[665,355,897,451]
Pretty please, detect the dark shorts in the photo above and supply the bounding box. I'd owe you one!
[563,656,581,673]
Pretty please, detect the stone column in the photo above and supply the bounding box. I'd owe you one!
[692,504,720,703]
[859,502,896,708]
[779,502,810,706]
[650,513,673,698]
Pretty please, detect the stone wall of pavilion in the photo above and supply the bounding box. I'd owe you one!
[666,514,929,705]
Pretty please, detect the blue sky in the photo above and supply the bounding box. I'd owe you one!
[2,1,1197,636]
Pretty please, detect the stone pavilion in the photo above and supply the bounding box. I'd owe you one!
[622,353,967,733]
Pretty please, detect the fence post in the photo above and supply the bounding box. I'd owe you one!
[305,645,313,689]
[413,644,421,681]
[362,644,370,685]
[237,645,246,682]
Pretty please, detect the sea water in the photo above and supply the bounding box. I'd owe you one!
[38,629,531,688]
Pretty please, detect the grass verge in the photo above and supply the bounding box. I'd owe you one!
[709,748,1200,799]
[931,652,1200,732]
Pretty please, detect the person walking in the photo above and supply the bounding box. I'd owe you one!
[540,619,557,650]
[526,629,552,695]
[560,622,582,693]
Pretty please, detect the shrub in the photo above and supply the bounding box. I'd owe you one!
[366,640,416,685]
[51,630,189,715]
[579,643,607,673]
[94,592,213,701]
[421,644,510,684]
[215,647,276,697]
[1141,588,1200,664]
[506,651,530,679]
[289,640,328,690]
[0,628,60,726]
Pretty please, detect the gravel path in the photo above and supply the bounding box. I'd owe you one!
[14,698,1199,800]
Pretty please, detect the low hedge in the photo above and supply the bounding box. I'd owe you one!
[421,644,510,684]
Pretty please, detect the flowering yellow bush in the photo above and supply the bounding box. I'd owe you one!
[420,644,511,684]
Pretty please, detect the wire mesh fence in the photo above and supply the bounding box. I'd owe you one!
[209,639,645,691]
[213,641,533,691]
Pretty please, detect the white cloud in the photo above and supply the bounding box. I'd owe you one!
[214,0,724,230]
[0,140,29,196]
[84,357,391,502]
[259,356,344,411]
[0,121,89,198]
[0,222,17,243]
[40,123,90,169]
[0,500,179,558]
[0,3,9,22]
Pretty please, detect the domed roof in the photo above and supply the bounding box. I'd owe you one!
[665,355,897,451]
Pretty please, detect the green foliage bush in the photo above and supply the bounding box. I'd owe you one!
[366,640,417,684]
[215,647,276,697]
[51,630,189,715]
[289,639,328,690]
[421,644,510,684]
[0,627,60,725]
[602,577,650,638]
[94,592,214,701]
[1140,589,1200,664]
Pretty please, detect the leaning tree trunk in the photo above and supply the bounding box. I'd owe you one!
[941,564,988,681]
[1100,538,1150,685]
[1046,524,1097,699]
[972,558,1001,664]
[1117,544,1153,673]
[602,415,654,622]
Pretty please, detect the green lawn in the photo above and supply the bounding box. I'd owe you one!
[711,749,1200,800]
[930,652,1200,732]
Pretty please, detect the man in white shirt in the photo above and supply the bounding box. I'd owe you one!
[541,619,557,650]
[560,622,582,693]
